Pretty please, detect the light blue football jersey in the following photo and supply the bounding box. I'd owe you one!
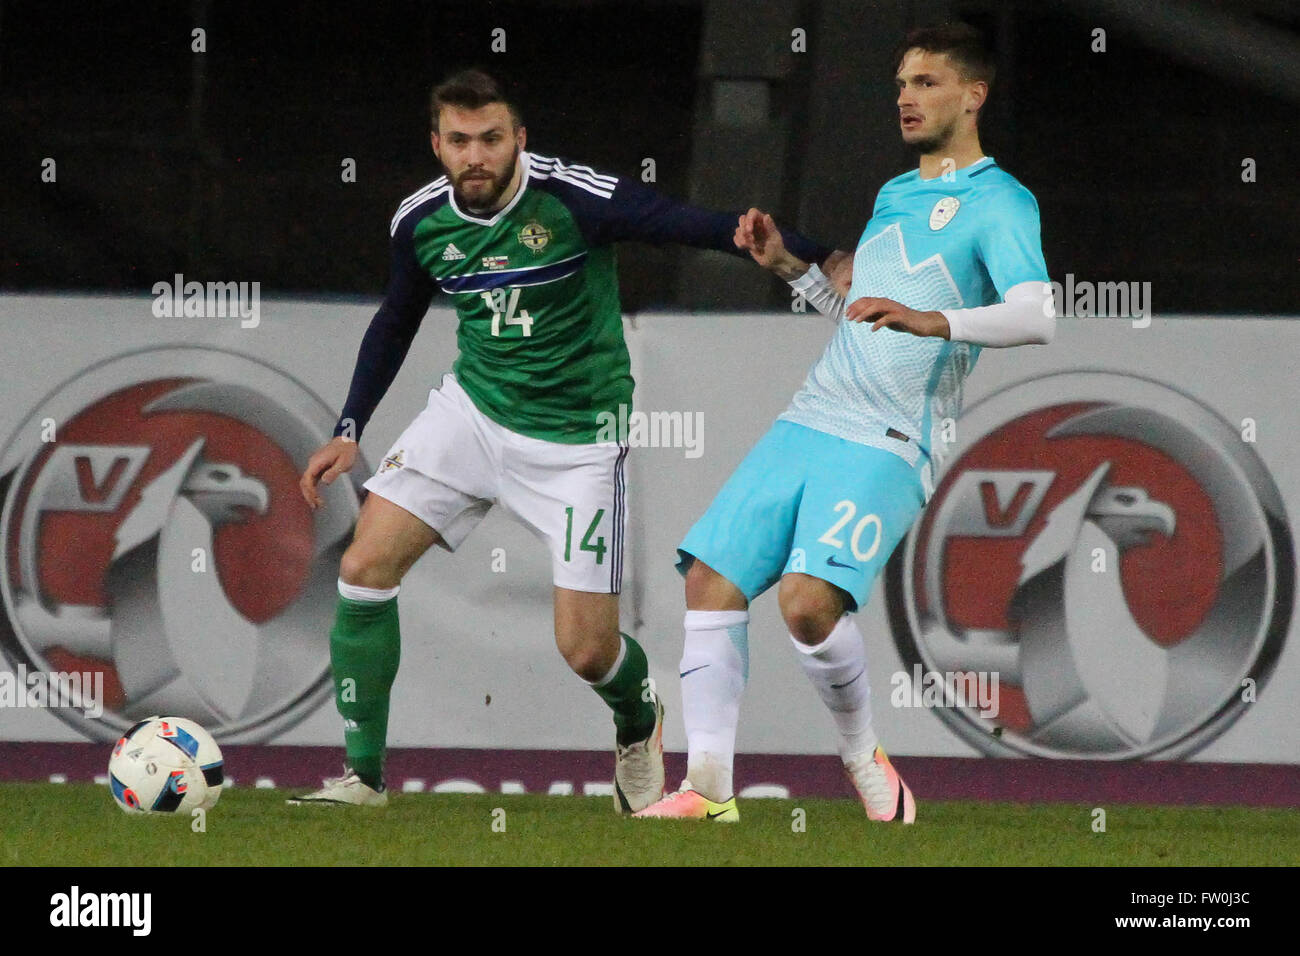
[778,156,1048,495]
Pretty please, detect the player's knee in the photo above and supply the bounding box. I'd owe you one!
[778,575,843,645]
[684,559,746,611]
[784,610,831,646]
[339,546,402,590]
[558,636,615,683]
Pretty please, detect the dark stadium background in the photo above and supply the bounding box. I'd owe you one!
[2,0,1296,313]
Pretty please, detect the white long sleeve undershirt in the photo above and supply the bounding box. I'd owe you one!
[788,266,1056,347]
[789,264,848,323]
[942,280,1056,346]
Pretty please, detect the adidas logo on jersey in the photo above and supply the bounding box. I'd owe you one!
[441,243,467,261]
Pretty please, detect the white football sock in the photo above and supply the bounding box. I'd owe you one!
[680,609,749,802]
[790,614,878,760]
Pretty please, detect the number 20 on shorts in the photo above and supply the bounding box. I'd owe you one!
[818,500,882,562]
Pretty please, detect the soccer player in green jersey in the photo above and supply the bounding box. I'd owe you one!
[288,70,837,809]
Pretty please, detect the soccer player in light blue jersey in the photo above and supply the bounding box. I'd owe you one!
[637,23,1056,824]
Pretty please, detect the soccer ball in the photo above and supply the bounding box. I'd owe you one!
[108,716,224,815]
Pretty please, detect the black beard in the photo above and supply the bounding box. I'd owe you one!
[905,119,957,157]
[451,148,519,213]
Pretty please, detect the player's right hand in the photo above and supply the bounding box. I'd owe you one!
[299,436,359,511]
[822,250,854,295]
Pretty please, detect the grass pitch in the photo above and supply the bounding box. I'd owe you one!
[3,783,1296,866]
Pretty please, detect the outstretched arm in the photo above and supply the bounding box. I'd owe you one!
[608,178,835,267]
[548,163,837,269]
[734,207,851,321]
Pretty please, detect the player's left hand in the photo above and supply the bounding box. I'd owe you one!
[845,297,950,339]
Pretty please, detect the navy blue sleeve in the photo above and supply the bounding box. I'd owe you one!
[334,223,436,440]
[548,169,833,266]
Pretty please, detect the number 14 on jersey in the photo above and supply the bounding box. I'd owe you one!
[480,287,534,337]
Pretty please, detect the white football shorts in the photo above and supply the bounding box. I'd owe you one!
[363,374,629,593]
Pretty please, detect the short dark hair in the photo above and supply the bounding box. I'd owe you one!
[893,21,995,88]
[430,69,522,129]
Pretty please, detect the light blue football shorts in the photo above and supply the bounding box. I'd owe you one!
[677,420,928,611]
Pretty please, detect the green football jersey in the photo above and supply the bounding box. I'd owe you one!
[336,151,830,443]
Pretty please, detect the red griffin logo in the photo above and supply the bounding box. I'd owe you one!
[887,372,1292,759]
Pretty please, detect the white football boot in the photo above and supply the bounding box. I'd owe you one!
[844,747,916,823]
[286,766,388,807]
[613,698,665,813]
